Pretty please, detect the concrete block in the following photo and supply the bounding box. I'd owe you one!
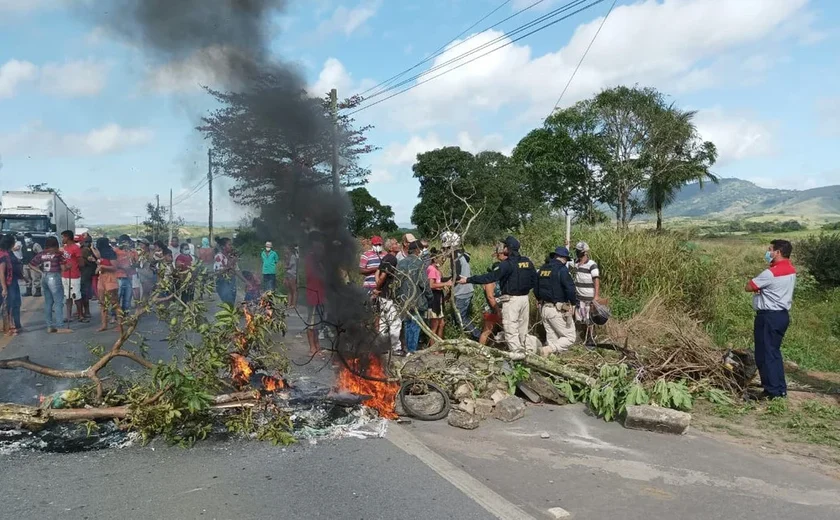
[490,389,509,404]
[494,396,526,422]
[623,405,691,435]
[457,399,475,415]
[474,398,495,419]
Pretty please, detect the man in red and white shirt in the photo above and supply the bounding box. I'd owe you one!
[745,239,797,400]
[359,236,384,292]
[60,230,84,323]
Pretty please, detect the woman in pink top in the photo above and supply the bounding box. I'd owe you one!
[425,248,451,345]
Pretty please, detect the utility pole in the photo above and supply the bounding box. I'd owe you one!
[134,216,141,239]
[155,194,160,242]
[168,188,173,245]
[565,210,572,249]
[330,88,340,194]
[208,148,214,245]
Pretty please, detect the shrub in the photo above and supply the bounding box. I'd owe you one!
[797,233,840,288]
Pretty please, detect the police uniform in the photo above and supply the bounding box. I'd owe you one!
[535,247,578,353]
[467,236,536,356]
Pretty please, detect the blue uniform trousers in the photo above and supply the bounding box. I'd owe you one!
[753,309,789,397]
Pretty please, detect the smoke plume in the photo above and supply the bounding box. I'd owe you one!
[87,1,386,357]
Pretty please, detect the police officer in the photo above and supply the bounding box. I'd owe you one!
[21,233,42,297]
[535,246,578,356]
[460,236,536,359]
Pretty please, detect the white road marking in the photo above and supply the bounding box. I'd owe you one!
[387,424,539,520]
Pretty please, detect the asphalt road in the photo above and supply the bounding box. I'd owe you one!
[2,294,840,520]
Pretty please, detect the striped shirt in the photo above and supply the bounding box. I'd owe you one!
[359,250,383,289]
[573,259,599,302]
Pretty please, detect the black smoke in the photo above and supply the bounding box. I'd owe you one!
[86,1,386,358]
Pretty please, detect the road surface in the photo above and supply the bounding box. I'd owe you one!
[2,295,839,519]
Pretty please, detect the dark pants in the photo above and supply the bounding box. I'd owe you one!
[7,280,22,328]
[754,310,789,397]
[262,274,276,291]
[216,278,236,306]
[455,294,481,339]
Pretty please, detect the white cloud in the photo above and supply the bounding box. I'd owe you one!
[693,109,777,164]
[361,0,812,131]
[0,122,154,157]
[39,60,108,97]
[317,0,381,37]
[0,59,107,98]
[0,59,37,98]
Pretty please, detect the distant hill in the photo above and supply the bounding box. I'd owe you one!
[656,178,840,220]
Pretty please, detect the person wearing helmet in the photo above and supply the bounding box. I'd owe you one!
[460,235,536,360]
[535,247,578,355]
[573,241,600,348]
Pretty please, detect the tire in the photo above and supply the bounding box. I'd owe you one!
[398,380,451,421]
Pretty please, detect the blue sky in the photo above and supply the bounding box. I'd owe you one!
[1,0,838,225]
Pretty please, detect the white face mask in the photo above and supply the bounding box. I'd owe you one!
[373,245,382,253]
[422,248,429,254]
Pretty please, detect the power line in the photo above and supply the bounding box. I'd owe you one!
[358,0,544,99]
[353,0,591,108]
[347,0,605,116]
[547,0,617,118]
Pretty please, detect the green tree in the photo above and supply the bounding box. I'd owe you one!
[198,79,376,211]
[142,202,182,241]
[513,100,609,224]
[347,187,398,237]
[411,147,528,242]
[642,106,718,230]
[594,86,663,228]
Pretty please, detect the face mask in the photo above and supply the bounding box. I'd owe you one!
[265,247,271,251]
[373,245,382,253]
[422,248,429,254]
[764,250,773,263]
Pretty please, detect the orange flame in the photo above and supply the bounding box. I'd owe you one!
[261,375,285,392]
[230,353,253,386]
[336,354,398,419]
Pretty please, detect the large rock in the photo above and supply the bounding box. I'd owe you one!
[448,410,480,430]
[474,398,495,419]
[490,389,509,404]
[395,393,447,418]
[520,373,566,404]
[623,405,691,435]
[495,396,526,422]
[454,383,474,401]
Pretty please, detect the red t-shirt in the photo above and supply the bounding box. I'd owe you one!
[61,243,81,279]
[304,252,325,306]
[175,254,193,271]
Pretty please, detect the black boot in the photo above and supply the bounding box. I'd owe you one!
[34,288,42,297]
[24,288,32,297]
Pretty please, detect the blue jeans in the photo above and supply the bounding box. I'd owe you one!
[403,317,420,353]
[754,310,789,397]
[42,273,64,329]
[455,294,481,339]
[7,280,22,328]
[216,277,236,306]
[118,277,133,313]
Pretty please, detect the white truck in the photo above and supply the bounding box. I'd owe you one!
[0,191,76,243]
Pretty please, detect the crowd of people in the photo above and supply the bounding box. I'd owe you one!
[356,232,606,359]
[0,231,246,336]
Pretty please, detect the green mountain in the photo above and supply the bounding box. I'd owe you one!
[660,178,840,220]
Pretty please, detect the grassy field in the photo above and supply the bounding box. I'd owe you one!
[457,221,840,373]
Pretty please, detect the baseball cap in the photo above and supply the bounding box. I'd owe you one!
[504,235,520,251]
[371,236,383,245]
[408,240,421,252]
[265,241,273,248]
[575,241,590,253]
[554,246,571,258]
